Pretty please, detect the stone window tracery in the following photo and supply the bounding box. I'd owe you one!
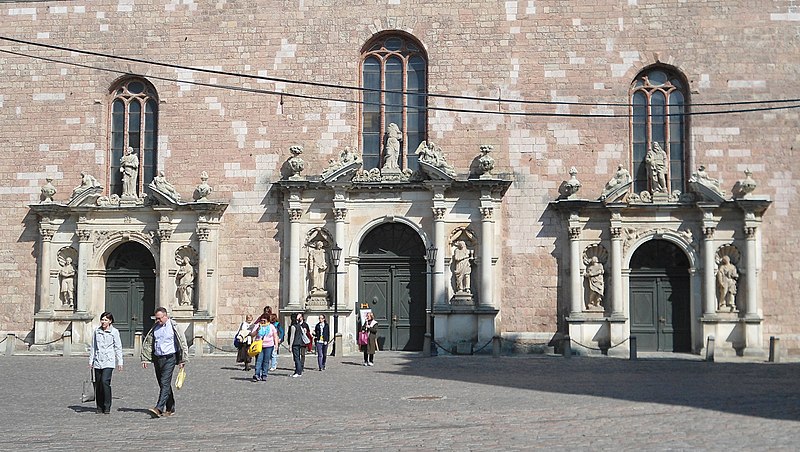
[630,67,688,194]
[361,33,427,171]
[109,78,159,196]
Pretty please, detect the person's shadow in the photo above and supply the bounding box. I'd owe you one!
[67,405,97,414]
[117,407,156,416]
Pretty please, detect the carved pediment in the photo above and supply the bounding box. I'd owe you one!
[322,160,362,183]
[68,186,103,207]
[418,159,455,181]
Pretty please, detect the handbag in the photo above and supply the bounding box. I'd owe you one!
[358,331,369,346]
[175,367,186,390]
[81,369,95,403]
[247,339,263,357]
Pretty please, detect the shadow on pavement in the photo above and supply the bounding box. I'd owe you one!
[117,407,157,416]
[386,354,800,422]
[67,405,98,414]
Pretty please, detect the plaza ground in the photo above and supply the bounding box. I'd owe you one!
[2,351,799,450]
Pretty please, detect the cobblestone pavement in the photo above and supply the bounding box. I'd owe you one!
[2,350,800,451]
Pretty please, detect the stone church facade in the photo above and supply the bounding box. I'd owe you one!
[1,1,798,357]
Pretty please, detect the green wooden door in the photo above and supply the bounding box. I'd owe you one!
[105,243,156,348]
[360,263,426,351]
[630,273,690,352]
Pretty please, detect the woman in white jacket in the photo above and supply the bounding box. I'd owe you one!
[88,311,123,414]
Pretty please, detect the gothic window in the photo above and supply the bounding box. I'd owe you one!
[630,67,688,193]
[361,34,427,171]
[109,78,158,196]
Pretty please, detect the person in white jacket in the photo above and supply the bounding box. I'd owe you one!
[88,311,123,414]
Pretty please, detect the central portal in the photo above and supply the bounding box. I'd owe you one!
[358,222,426,351]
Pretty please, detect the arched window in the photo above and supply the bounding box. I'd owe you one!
[361,34,427,171]
[109,78,158,196]
[630,68,688,193]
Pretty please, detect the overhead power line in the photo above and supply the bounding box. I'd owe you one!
[1,35,800,118]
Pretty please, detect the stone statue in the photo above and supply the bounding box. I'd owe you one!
[452,240,473,293]
[151,170,181,201]
[382,123,402,170]
[71,172,101,199]
[645,142,668,193]
[716,255,738,311]
[194,171,212,201]
[175,256,195,306]
[478,144,495,176]
[287,145,306,180]
[40,178,56,203]
[59,257,76,307]
[604,164,631,192]
[120,146,140,198]
[584,256,604,309]
[415,141,456,176]
[307,241,328,294]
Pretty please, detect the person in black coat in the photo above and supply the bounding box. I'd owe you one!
[314,315,330,371]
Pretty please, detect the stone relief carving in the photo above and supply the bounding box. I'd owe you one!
[646,142,668,193]
[57,247,78,308]
[120,146,140,198]
[193,171,213,202]
[688,165,726,202]
[715,244,741,312]
[582,244,608,310]
[623,227,694,256]
[149,170,182,202]
[40,178,56,203]
[415,141,456,178]
[322,146,361,180]
[69,171,103,206]
[600,164,631,202]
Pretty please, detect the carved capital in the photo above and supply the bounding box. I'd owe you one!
[610,227,622,239]
[432,207,446,220]
[158,228,173,242]
[39,226,54,241]
[569,226,582,240]
[480,207,494,220]
[197,227,210,241]
[703,227,715,239]
[334,208,348,221]
[77,229,93,242]
[289,209,302,222]
[744,226,757,239]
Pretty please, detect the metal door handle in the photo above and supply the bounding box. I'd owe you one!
[658,317,666,323]
[132,316,137,321]
[392,315,397,322]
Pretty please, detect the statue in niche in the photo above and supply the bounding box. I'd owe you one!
[120,146,140,198]
[604,164,631,192]
[646,142,668,193]
[382,123,402,170]
[307,241,328,294]
[716,255,739,311]
[59,257,76,307]
[584,256,605,309]
[175,256,195,307]
[451,240,473,293]
[151,170,181,201]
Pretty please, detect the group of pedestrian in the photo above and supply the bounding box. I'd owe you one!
[85,306,377,417]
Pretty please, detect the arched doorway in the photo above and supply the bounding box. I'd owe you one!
[105,242,156,347]
[358,222,427,351]
[629,239,691,352]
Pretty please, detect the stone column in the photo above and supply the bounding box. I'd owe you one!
[37,223,55,313]
[288,208,303,308]
[76,228,93,313]
[196,226,210,313]
[609,225,623,317]
[744,226,758,317]
[569,223,582,316]
[432,206,446,306]
[157,225,173,309]
[702,226,716,315]
[479,205,495,308]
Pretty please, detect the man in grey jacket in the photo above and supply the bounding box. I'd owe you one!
[141,307,189,418]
